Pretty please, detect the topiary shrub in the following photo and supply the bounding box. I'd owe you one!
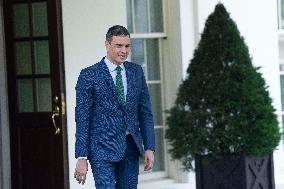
[165,3,281,171]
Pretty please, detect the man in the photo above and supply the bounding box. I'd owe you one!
[74,25,155,189]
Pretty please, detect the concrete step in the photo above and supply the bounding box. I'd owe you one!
[138,178,191,189]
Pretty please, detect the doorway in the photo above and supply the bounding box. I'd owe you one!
[2,0,68,188]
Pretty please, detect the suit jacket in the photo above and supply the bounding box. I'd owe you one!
[75,57,155,161]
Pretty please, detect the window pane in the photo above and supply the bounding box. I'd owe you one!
[34,41,50,74]
[131,39,145,66]
[282,115,284,138]
[36,78,52,112]
[149,0,164,32]
[18,79,34,112]
[126,0,133,33]
[15,42,32,75]
[148,84,163,125]
[152,128,165,171]
[134,0,148,33]
[138,128,165,172]
[32,2,48,36]
[146,39,160,80]
[13,4,30,38]
[281,75,284,111]
[282,0,284,29]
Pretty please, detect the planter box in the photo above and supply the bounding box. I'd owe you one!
[195,154,275,189]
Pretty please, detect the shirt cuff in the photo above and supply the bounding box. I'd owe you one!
[77,157,87,160]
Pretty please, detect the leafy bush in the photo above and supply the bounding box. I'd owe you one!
[165,3,281,171]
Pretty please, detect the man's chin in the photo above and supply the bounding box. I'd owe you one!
[118,58,127,63]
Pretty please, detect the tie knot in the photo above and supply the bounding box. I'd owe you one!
[116,66,122,73]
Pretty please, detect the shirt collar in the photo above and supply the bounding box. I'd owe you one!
[104,57,125,72]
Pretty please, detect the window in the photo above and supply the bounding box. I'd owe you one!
[279,0,284,136]
[126,0,166,176]
[280,74,284,137]
[131,38,165,173]
[279,0,284,29]
[280,40,284,137]
[126,0,164,33]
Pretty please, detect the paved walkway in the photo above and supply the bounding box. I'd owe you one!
[138,179,284,189]
[138,179,192,189]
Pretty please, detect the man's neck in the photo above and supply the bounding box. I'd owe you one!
[106,56,122,65]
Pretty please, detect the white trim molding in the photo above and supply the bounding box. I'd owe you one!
[0,1,11,188]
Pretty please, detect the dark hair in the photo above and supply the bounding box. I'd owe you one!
[106,25,130,43]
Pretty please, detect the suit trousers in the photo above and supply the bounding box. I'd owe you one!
[90,135,140,189]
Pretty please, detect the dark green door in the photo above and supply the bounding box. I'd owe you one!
[3,0,68,189]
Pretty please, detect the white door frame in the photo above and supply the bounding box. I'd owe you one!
[0,0,11,188]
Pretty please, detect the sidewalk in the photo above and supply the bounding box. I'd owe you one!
[138,178,284,189]
[138,179,192,189]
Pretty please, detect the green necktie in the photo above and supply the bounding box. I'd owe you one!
[115,66,125,106]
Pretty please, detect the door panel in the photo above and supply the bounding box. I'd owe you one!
[3,0,68,189]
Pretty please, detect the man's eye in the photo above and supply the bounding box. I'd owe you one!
[114,44,130,48]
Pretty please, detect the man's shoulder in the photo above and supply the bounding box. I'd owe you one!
[80,60,104,75]
[124,61,140,67]
[124,61,142,71]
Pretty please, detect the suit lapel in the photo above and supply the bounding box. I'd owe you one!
[100,59,116,95]
[125,62,134,107]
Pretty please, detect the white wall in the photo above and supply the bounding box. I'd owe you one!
[195,0,284,187]
[179,0,198,79]
[61,0,127,188]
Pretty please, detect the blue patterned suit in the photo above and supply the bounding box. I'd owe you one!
[75,57,155,188]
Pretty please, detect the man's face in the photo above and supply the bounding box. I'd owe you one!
[105,36,131,64]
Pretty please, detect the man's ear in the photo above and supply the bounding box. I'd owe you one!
[105,41,111,50]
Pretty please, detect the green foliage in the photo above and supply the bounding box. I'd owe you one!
[165,3,281,171]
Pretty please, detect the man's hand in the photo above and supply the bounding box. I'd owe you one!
[74,159,88,185]
[144,150,154,171]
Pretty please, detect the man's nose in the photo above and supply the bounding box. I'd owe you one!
[121,46,128,53]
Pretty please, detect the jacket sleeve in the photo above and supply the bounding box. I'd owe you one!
[138,66,156,151]
[75,68,94,158]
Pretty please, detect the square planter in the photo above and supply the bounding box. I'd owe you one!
[195,154,275,189]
